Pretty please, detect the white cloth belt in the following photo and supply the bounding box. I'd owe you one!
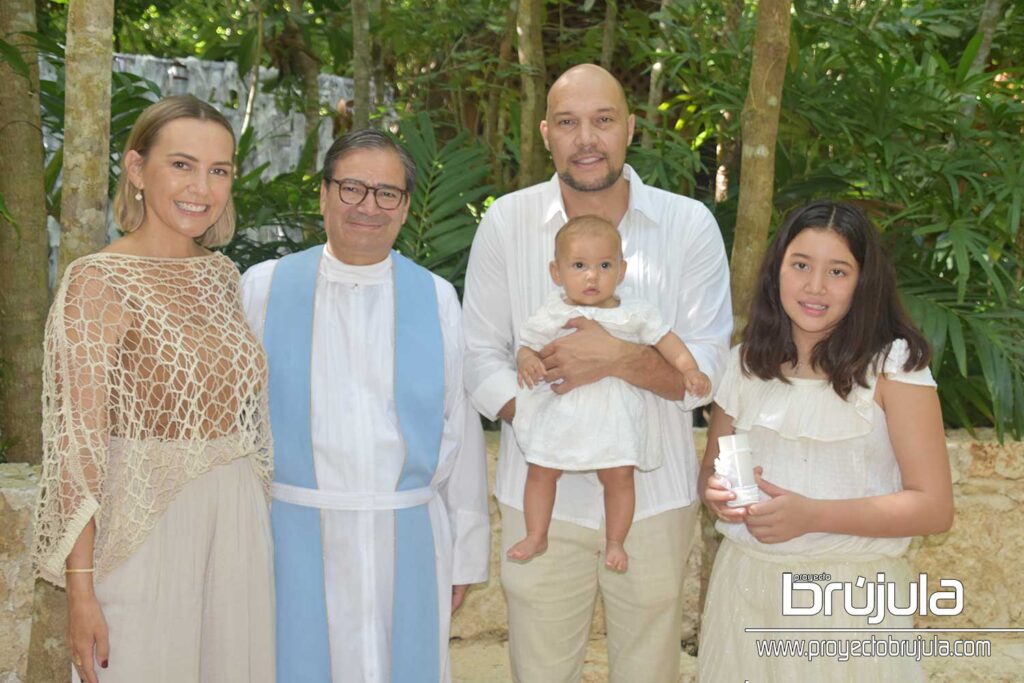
[271,481,437,511]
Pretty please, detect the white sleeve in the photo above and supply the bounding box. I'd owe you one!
[462,206,519,420]
[882,338,937,387]
[671,204,733,411]
[518,305,561,351]
[239,259,279,339]
[634,300,672,346]
[434,278,490,586]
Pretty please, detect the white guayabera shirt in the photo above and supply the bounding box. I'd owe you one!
[463,166,733,529]
[241,247,490,683]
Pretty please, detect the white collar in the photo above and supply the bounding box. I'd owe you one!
[539,164,657,227]
[320,244,392,284]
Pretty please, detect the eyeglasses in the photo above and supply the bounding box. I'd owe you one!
[325,178,408,210]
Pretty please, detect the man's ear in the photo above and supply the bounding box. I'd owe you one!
[626,113,636,147]
[539,119,551,151]
[548,260,561,286]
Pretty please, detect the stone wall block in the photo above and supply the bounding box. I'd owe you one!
[0,465,40,683]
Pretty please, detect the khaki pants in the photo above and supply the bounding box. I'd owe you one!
[500,502,699,683]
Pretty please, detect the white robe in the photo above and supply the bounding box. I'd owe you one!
[241,248,490,683]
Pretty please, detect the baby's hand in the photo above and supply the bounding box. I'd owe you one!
[517,355,547,389]
[683,369,711,398]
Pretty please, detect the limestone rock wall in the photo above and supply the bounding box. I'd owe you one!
[0,465,39,683]
[908,430,1024,629]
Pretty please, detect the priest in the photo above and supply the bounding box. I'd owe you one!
[241,129,490,683]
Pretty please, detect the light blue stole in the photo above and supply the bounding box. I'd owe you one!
[263,244,444,682]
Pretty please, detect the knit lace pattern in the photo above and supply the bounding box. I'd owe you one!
[33,252,272,586]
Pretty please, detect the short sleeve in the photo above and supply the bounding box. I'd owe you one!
[881,339,936,387]
[635,301,672,346]
[713,345,743,417]
[518,301,565,351]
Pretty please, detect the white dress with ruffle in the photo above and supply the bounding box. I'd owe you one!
[512,290,670,472]
[699,340,935,682]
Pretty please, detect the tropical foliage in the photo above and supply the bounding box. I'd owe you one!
[10,0,1024,437]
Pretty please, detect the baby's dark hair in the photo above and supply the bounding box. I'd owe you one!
[554,215,622,260]
[741,199,930,398]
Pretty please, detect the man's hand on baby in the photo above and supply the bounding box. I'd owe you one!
[517,355,547,389]
[541,317,620,394]
[683,369,711,398]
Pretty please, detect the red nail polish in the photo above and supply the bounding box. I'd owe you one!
[101,660,108,668]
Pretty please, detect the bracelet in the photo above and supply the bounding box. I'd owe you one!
[64,567,95,574]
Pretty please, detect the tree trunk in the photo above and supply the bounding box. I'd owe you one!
[600,0,617,70]
[0,0,48,464]
[241,7,264,136]
[961,0,1004,122]
[641,0,669,150]
[483,3,519,193]
[729,0,791,338]
[285,0,320,167]
[352,0,371,130]
[370,0,383,113]
[715,0,745,203]
[58,0,114,276]
[517,0,547,188]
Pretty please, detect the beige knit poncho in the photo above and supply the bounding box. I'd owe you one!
[33,252,273,586]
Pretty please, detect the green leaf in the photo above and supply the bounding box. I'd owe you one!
[0,38,29,79]
[956,32,984,84]
[238,29,259,78]
[0,194,19,236]
[947,314,967,377]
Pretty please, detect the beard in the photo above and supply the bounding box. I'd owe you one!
[557,159,623,192]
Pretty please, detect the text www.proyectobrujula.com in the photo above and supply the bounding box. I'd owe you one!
[753,634,991,662]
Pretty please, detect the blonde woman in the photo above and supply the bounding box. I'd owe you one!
[33,95,274,683]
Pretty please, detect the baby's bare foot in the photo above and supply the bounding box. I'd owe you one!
[507,535,548,562]
[605,540,628,572]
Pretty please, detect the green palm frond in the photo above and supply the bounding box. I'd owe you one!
[397,112,493,291]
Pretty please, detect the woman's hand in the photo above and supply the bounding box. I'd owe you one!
[701,471,748,524]
[67,583,109,683]
[744,469,817,543]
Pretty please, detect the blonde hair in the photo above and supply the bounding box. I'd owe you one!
[553,215,622,260]
[113,95,237,247]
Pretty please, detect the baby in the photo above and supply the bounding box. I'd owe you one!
[509,215,710,571]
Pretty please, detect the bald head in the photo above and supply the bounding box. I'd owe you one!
[546,64,629,118]
[540,64,635,194]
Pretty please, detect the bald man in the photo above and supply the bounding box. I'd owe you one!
[462,64,733,682]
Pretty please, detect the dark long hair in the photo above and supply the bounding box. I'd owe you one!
[741,200,930,398]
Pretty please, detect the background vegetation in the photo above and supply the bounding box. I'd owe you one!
[2,0,1023,464]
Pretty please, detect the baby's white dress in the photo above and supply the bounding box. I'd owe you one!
[699,340,936,682]
[512,289,670,472]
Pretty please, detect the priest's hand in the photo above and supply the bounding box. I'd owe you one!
[451,584,470,614]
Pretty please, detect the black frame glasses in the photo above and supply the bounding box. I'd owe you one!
[325,178,408,210]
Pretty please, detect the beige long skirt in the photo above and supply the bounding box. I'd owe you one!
[75,456,274,683]
[699,539,925,683]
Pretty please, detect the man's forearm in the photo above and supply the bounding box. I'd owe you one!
[613,341,686,400]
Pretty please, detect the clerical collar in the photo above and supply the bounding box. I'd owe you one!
[320,244,392,284]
